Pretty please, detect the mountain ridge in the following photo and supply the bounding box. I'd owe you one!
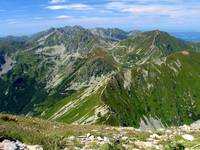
[0,25,200,129]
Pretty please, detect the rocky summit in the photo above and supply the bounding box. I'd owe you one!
[1,26,200,149]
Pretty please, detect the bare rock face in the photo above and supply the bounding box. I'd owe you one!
[139,115,165,131]
[0,55,15,77]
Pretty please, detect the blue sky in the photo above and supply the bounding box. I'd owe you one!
[0,0,199,36]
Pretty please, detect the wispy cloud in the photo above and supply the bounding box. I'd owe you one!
[56,15,72,19]
[49,0,65,4]
[105,1,200,18]
[106,2,172,14]
[46,4,93,11]
[6,19,22,25]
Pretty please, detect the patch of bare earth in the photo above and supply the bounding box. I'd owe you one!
[181,51,190,55]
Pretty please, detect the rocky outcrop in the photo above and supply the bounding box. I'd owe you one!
[0,139,43,150]
[57,123,200,149]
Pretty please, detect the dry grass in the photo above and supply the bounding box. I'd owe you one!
[0,113,149,150]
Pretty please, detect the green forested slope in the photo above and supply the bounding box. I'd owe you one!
[1,26,200,128]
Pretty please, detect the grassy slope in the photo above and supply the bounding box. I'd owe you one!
[34,48,118,123]
[1,30,200,128]
[0,113,149,150]
[36,87,104,123]
[1,113,200,150]
[37,50,200,128]
[0,50,48,114]
[101,51,200,127]
[111,31,190,67]
[32,33,200,126]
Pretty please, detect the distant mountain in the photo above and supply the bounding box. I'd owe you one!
[0,26,200,128]
[90,28,141,41]
[90,28,129,41]
[28,25,108,54]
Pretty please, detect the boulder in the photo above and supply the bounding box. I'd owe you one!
[26,145,43,150]
[150,134,160,139]
[182,134,194,141]
[191,120,200,130]
[86,133,91,138]
[68,136,76,141]
[134,140,153,149]
[103,137,110,143]
[179,125,191,132]
[89,135,95,141]
[121,136,128,141]
[97,136,103,141]
[165,129,173,135]
[0,140,43,150]
[0,140,17,150]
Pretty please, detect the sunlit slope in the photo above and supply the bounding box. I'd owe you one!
[111,30,192,67]
[1,27,200,128]
[102,51,200,127]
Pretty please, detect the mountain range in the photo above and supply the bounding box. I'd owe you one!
[171,32,200,42]
[1,26,200,130]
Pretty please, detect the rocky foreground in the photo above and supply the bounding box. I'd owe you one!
[1,114,200,150]
[0,139,43,150]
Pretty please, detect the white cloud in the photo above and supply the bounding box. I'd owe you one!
[106,2,171,14]
[105,2,200,18]
[49,0,65,4]
[46,4,93,11]
[6,19,22,25]
[56,15,72,19]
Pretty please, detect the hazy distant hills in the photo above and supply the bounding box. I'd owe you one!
[171,32,200,42]
[0,26,200,129]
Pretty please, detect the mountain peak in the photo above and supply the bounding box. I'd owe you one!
[144,29,167,35]
[91,27,129,41]
[110,29,192,66]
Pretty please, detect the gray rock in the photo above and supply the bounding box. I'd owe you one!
[191,120,200,130]
[68,136,76,141]
[0,139,43,150]
[182,134,194,141]
[0,140,17,150]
